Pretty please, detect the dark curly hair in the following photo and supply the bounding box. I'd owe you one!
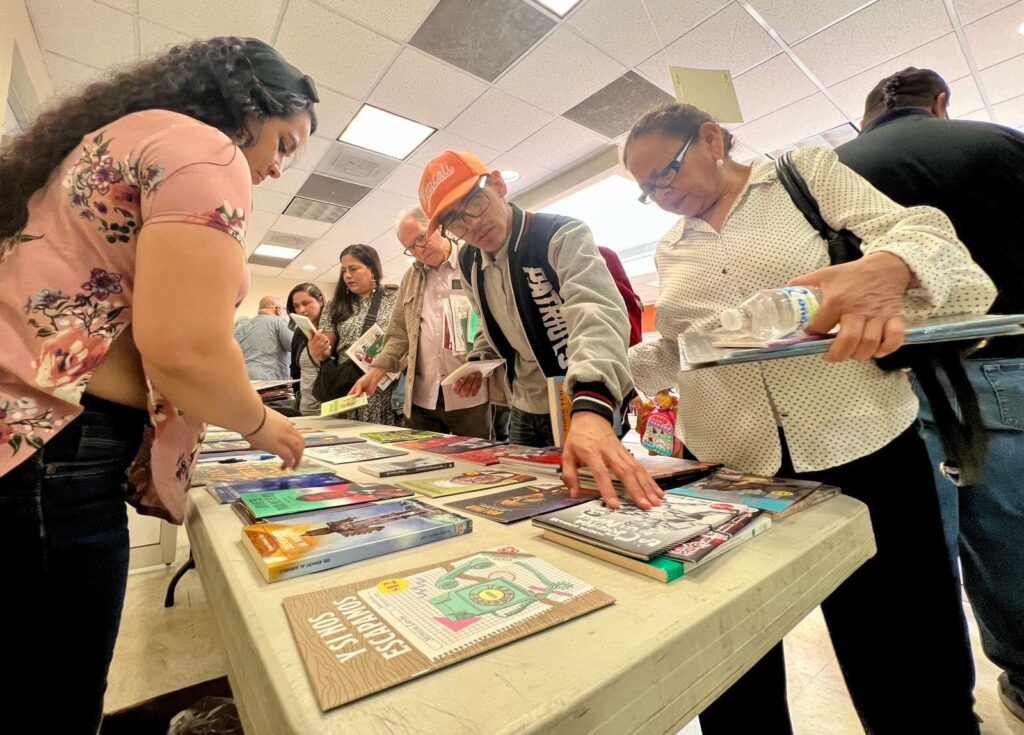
[0,36,318,239]
[623,102,734,167]
[862,67,949,127]
[330,244,384,326]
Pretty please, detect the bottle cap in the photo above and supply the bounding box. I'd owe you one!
[720,308,743,332]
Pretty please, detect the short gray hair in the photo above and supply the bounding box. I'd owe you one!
[395,205,428,238]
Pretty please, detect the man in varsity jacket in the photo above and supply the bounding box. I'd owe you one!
[418,150,662,510]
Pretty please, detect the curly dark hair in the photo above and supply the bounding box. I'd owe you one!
[330,244,384,326]
[623,102,734,167]
[862,67,949,127]
[0,36,318,239]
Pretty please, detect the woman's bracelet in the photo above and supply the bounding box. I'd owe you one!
[244,405,268,437]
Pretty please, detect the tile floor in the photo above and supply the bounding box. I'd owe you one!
[106,534,1024,734]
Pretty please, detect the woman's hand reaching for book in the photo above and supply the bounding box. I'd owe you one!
[561,412,664,510]
[245,408,305,469]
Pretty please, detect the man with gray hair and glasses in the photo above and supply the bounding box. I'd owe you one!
[351,206,496,438]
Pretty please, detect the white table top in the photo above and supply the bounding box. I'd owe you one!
[186,417,875,735]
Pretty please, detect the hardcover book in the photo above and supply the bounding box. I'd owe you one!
[282,546,614,709]
[191,457,326,487]
[361,430,445,444]
[304,443,408,465]
[497,446,564,475]
[206,472,348,504]
[445,481,592,523]
[360,457,456,478]
[241,499,471,583]
[579,455,721,490]
[663,509,770,562]
[236,482,413,522]
[396,470,536,498]
[668,469,824,513]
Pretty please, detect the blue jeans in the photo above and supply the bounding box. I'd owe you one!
[0,394,146,733]
[915,358,1024,694]
[508,408,554,448]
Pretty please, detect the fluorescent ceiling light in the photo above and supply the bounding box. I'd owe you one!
[339,104,435,160]
[538,174,679,254]
[253,243,302,261]
[1018,21,1024,35]
[535,0,582,16]
[301,264,317,271]
[501,170,521,182]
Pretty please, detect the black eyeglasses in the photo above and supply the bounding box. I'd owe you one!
[440,175,491,241]
[638,136,695,205]
[402,234,429,257]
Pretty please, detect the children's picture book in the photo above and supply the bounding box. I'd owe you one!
[236,482,413,522]
[439,359,503,387]
[344,323,400,391]
[282,546,614,709]
[445,480,592,523]
[532,494,753,560]
[206,472,348,504]
[580,455,722,491]
[190,457,325,487]
[397,469,536,498]
[361,430,445,444]
[668,469,824,513]
[497,446,564,475]
[304,443,407,465]
[320,395,370,417]
[360,457,456,478]
[242,499,471,583]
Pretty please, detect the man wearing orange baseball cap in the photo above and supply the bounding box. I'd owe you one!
[418,150,662,512]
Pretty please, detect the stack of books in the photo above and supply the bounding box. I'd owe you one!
[496,446,563,476]
[251,378,299,404]
[578,455,721,494]
[667,469,841,519]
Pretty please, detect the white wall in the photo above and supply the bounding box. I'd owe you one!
[237,272,338,320]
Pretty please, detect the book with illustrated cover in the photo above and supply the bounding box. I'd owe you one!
[190,457,326,487]
[775,484,841,519]
[361,430,444,444]
[320,395,369,417]
[206,472,348,504]
[393,436,501,456]
[282,546,614,710]
[445,480,592,523]
[236,482,413,522]
[497,446,563,475]
[446,443,525,466]
[396,469,536,498]
[532,494,753,561]
[580,456,722,491]
[360,457,455,478]
[304,443,407,465]
[668,469,824,513]
[344,323,399,391]
[663,509,770,562]
[200,433,363,456]
[242,499,472,583]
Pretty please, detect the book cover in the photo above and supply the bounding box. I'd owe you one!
[191,457,325,487]
[320,395,369,417]
[304,444,408,465]
[344,323,399,390]
[663,510,771,562]
[281,546,614,710]
[199,433,363,456]
[775,484,841,519]
[668,469,823,513]
[361,430,445,444]
[207,472,348,504]
[237,482,413,521]
[393,436,501,456]
[546,376,573,448]
[445,481,592,523]
[360,457,456,478]
[396,470,536,498]
[580,455,722,490]
[242,499,472,583]
[540,529,689,583]
[446,443,531,466]
[497,446,563,474]
[532,494,753,561]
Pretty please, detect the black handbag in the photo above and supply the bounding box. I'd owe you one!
[312,289,383,402]
[775,151,986,485]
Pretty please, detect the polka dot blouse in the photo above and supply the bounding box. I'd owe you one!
[628,146,996,475]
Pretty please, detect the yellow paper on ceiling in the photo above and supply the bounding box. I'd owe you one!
[669,66,744,123]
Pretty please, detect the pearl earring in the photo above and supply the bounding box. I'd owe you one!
[716,158,725,168]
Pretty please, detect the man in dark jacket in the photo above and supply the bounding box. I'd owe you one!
[836,66,1024,723]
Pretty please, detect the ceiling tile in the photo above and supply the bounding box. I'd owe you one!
[563,71,674,139]
[406,129,502,167]
[993,92,1024,126]
[245,211,279,254]
[956,108,992,122]
[747,0,868,44]
[138,20,190,57]
[322,188,418,245]
[495,27,626,116]
[378,163,427,198]
[367,229,406,265]
[979,52,1024,103]
[368,47,488,129]
[253,188,294,215]
[794,0,952,88]
[97,0,137,12]
[488,153,556,196]
[311,88,361,141]
[731,93,847,153]
[314,0,438,41]
[138,0,282,39]
[291,136,334,172]
[826,33,971,119]
[963,0,1024,69]
[948,76,985,117]
[506,116,609,170]
[318,263,341,285]
[29,0,137,69]
[954,0,1017,24]
[270,214,333,239]
[313,141,400,186]
[733,53,818,123]
[259,166,312,196]
[248,263,286,277]
[410,0,555,82]
[276,0,400,100]
[446,88,554,150]
[636,3,780,92]
[42,53,103,99]
[632,0,733,49]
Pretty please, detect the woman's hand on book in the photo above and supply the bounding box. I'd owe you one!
[246,410,304,469]
[350,367,385,396]
[308,329,333,361]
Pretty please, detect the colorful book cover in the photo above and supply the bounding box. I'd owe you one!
[242,499,472,583]
[320,395,369,417]
[200,433,363,455]
[361,430,444,444]
[191,457,326,487]
[445,481,592,523]
[580,455,721,489]
[237,482,413,521]
[663,510,770,562]
[447,443,530,466]
[360,457,456,478]
[282,546,614,710]
[304,443,408,465]
[393,435,469,452]
[668,469,823,513]
[497,446,563,473]
[396,470,536,498]
[775,484,841,519]
[402,436,503,456]
[207,472,348,504]
[532,494,753,560]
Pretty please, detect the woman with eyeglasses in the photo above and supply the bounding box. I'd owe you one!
[623,103,994,734]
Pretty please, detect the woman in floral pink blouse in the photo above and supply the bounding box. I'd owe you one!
[0,37,317,731]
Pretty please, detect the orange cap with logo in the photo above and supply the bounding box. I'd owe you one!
[418,150,491,235]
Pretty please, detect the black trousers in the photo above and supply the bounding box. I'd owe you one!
[698,425,978,735]
[408,391,491,439]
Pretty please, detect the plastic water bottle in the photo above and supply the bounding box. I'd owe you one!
[719,286,823,341]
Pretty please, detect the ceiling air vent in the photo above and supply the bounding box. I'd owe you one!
[314,141,400,187]
[283,196,350,224]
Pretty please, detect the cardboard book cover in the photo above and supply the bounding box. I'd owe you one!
[360,457,456,478]
[191,457,326,487]
[304,444,408,465]
[237,482,414,521]
[241,499,472,583]
[532,494,753,561]
[206,472,349,504]
[668,469,823,513]
[282,546,614,710]
[396,470,536,498]
[445,481,591,523]
[361,430,444,444]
